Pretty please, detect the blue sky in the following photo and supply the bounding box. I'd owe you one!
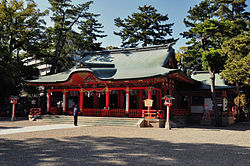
[36,0,250,50]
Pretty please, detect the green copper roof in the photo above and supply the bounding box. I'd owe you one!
[28,68,92,83]
[29,44,178,83]
[191,71,235,89]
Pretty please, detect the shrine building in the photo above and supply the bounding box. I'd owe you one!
[28,44,236,123]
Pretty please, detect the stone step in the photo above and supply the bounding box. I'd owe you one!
[36,115,141,127]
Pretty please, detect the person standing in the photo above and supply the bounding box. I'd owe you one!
[73,105,79,126]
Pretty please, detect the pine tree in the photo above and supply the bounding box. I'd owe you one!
[181,0,249,126]
[46,0,106,73]
[221,31,250,87]
[47,0,87,73]
[74,13,107,52]
[114,5,177,48]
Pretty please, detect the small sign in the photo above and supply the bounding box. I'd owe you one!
[144,98,153,107]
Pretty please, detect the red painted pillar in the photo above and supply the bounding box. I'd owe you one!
[63,90,67,114]
[126,87,130,114]
[105,87,109,110]
[80,89,84,113]
[93,92,98,108]
[47,90,51,114]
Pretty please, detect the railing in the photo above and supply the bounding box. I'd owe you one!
[49,107,63,115]
[129,109,142,118]
[142,110,165,119]
[171,109,190,116]
[109,109,126,117]
[30,108,42,116]
[80,108,165,118]
[67,108,74,115]
[82,108,103,116]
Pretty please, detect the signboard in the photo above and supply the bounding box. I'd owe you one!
[144,99,153,107]
[204,98,213,111]
[223,98,228,111]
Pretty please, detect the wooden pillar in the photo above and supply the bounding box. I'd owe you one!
[136,90,139,108]
[105,87,109,110]
[63,90,67,114]
[80,89,84,113]
[138,90,143,109]
[126,87,130,113]
[148,87,152,110]
[93,92,98,108]
[118,91,124,108]
[47,90,51,114]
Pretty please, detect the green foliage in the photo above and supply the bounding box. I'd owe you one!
[182,0,249,74]
[47,0,106,73]
[0,0,48,56]
[175,46,202,75]
[201,48,226,72]
[74,13,107,51]
[185,18,233,74]
[0,0,47,99]
[221,31,250,86]
[182,0,249,125]
[114,5,177,48]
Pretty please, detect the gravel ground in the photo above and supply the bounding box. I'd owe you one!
[0,119,250,166]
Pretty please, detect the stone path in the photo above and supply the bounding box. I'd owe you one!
[0,124,89,135]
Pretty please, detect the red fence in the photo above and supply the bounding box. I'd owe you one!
[142,110,165,119]
[30,108,42,116]
[82,108,126,117]
[82,108,103,116]
[46,108,165,118]
[49,107,62,115]
[81,108,142,118]
[109,109,126,117]
[129,109,142,118]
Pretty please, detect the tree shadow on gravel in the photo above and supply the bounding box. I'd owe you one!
[0,126,21,130]
[0,135,249,166]
[0,117,28,122]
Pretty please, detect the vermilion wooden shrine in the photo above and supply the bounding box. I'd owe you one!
[28,44,236,123]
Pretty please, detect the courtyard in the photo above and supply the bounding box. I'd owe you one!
[0,118,250,166]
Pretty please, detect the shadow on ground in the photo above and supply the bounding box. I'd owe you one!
[0,135,249,166]
[0,117,28,122]
[0,127,21,130]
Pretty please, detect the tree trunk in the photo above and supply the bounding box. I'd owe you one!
[208,68,221,126]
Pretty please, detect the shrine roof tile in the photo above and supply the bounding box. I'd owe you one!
[191,71,235,89]
[28,44,180,83]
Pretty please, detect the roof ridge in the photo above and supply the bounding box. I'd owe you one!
[83,43,174,56]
